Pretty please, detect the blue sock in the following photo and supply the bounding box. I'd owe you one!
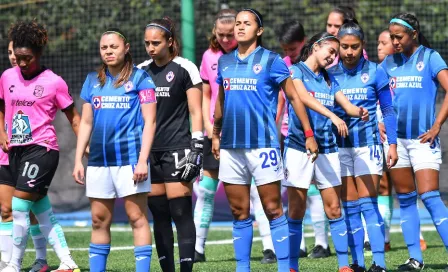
[287,217,302,271]
[134,245,152,272]
[397,191,423,263]
[342,200,365,267]
[329,216,349,268]
[270,215,290,272]
[233,218,253,272]
[359,197,386,268]
[89,243,110,272]
[421,190,448,251]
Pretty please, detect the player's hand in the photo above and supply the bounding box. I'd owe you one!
[359,106,369,121]
[180,137,204,182]
[418,124,441,145]
[0,131,9,153]
[330,114,348,138]
[83,146,90,159]
[212,135,220,160]
[72,162,85,185]
[378,122,387,143]
[133,161,148,184]
[305,137,319,162]
[386,143,398,169]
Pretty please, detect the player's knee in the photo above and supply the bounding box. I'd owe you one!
[324,201,341,219]
[1,204,12,221]
[229,204,249,220]
[91,212,112,231]
[288,204,306,220]
[262,201,283,221]
[127,210,147,230]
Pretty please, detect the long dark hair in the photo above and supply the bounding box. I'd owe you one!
[300,32,339,85]
[390,12,431,48]
[146,17,181,58]
[278,20,305,44]
[337,18,364,41]
[328,6,356,22]
[98,28,133,88]
[209,9,237,52]
[239,8,263,46]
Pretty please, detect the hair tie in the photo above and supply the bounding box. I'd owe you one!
[337,28,364,40]
[315,35,337,44]
[241,8,263,27]
[390,18,414,30]
[102,31,127,42]
[146,23,172,35]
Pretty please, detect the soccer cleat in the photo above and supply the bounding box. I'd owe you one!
[194,250,206,263]
[1,264,19,272]
[308,245,331,258]
[50,262,80,272]
[350,263,366,272]
[29,259,50,272]
[0,261,8,271]
[384,242,391,252]
[364,241,372,257]
[397,258,424,271]
[260,249,277,264]
[368,264,386,272]
[339,266,355,272]
[420,239,427,251]
[299,248,307,258]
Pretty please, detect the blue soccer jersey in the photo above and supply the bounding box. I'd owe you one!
[216,46,290,149]
[285,62,340,154]
[380,45,447,139]
[328,56,394,147]
[80,67,157,166]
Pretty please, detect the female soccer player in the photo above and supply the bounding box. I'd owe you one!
[212,8,319,272]
[194,9,277,265]
[73,28,156,272]
[328,20,398,272]
[381,13,448,271]
[377,29,427,253]
[0,20,80,272]
[0,40,49,272]
[284,31,369,272]
[138,17,202,272]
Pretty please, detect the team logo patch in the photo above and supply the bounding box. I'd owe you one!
[416,61,425,72]
[33,85,44,98]
[93,96,102,109]
[223,78,231,90]
[211,63,217,70]
[284,168,289,181]
[308,91,315,97]
[11,110,33,144]
[361,73,369,83]
[166,71,175,82]
[253,64,262,74]
[389,77,397,90]
[124,81,134,92]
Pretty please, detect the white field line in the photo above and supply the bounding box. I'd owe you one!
[25,225,437,252]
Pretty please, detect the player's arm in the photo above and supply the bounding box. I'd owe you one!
[335,92,369,121]
[188,83,203,133]
[275,92,285,124]
[0,100,8,152]
[202,82,213,138]
[73,102,93,184]
[63,104,81,137]
[135,102,156,181]
[212,85,224,160]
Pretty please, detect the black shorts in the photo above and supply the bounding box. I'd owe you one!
[150,148,190,183]
[9,145,59,195]
[0,165,14,187]
[203,138,219,171]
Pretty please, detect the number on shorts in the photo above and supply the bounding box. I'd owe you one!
[22,161,39,179]
[260,150,278,169]
[369,145,381,162]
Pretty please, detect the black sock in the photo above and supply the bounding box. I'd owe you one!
[169,196,196,272]
[148,195,175,272]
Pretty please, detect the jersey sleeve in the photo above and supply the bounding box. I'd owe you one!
[55,77,74,110]
[0,73,4,100]
[270,56,290,85]
[199,51,210,83]
[330,74,341,94]
[137,71,157,104]
[216,56,224,85]
[289,65,303,81]
[80,74,92,103]
[429,51,448,79]
[182,59,202,91]
[375,65,389,90]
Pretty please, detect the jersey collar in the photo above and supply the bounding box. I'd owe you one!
[401,45,423,63]
[299,61,324,81]
[234,46,262,62]
[339,55,366,75]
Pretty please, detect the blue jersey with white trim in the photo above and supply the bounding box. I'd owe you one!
[328,57,389,147]
[286,62,340,154]
[80,67,156,166]
[380,46,447,139]
[216,46,289,149]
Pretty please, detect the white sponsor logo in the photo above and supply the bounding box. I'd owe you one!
[435,217,448,226]
[136,256,147,261]
[391,67,397,71]
[89,253,99,258]
[350,228,362,234]
[223,66,229,71]
[338,231,348,236]
[276,236,288,242]
[400,220,407,225]
[233,237,242,241]
[94,83,100,88]
[375,222,385,227]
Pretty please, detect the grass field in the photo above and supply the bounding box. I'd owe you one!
[19,225,447,272]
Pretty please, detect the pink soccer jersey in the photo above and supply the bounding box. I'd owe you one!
[0,67,74,151]
[200,48,223,135]
[280,56,293,136]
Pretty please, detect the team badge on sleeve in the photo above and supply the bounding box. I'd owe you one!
[253,64,262,74]
[361,73,369,83]
[223,78,231,90]
[139,89,157,104]
[416,61,425,72]
[166,71,175,82]
[124,81,134,92]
